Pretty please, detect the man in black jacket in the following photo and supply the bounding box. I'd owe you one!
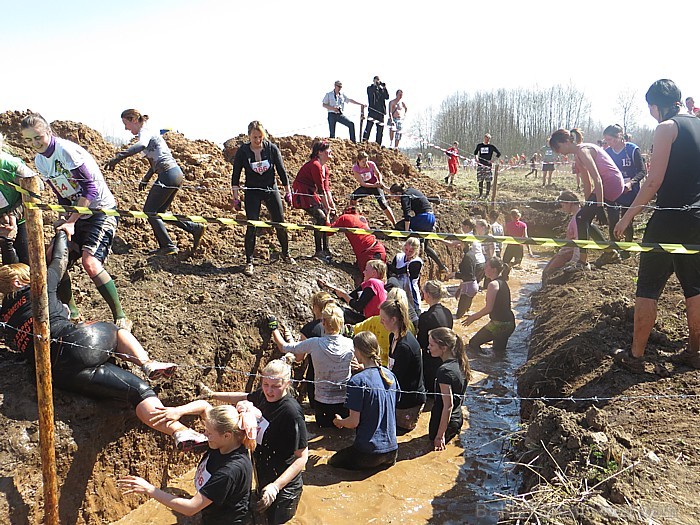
[362,76,389,144]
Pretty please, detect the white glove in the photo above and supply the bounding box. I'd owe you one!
[260,483,279,508]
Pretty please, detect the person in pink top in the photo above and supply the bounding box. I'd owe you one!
[349,151,397,224]
[549,128,624,267]
[502,209,533,266]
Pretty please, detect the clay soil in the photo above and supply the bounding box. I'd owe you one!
[0,112,698,524]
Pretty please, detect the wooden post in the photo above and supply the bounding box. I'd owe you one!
[21,176,59,525]
[491,163,499,209]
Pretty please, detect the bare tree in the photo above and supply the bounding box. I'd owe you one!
[615,88,640,134]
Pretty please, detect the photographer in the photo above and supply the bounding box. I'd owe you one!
[362,76,389,144]
[322,80,366,143]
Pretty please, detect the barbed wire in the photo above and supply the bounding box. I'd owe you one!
[1,321,697,404]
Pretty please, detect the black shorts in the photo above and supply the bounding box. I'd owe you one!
[542,163,555,172]
[636,212,700,300]
[71,213,118,264]
[350,186,389,210]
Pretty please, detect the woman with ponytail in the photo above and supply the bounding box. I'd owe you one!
[159,358,308,524]
[118,403,257,524]
[462,257,516,354]
[331,331,399,470]
[427,327,471,450]
[548,127,624,267]
[612,79,700,373]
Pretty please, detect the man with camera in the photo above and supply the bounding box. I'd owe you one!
[322,80,366,143]
[362,76,390,144]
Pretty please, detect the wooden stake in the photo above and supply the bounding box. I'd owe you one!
[21,176,59,525]
[491,163,500,209]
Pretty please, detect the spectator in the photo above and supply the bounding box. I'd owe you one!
[388,90,408,148]
[541,142,556,187]
[362,76,390,144]
[322,81,366,142]
[685,96,700,116]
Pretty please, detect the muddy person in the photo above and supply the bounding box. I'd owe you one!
[473,133,502,199]
[462,256,516,355]
[0,131,39,265]
[540,142,556,187]
[104,109,206,256]
[450,218,482,320]
[322,80,366,142]
[269,305,354,428]
[196,359,309,524]
[388,237,424,324]
[613,79,700,373]
[445,142,459,185]
[501,209,533,267]
[331,331,400,470]
[20,113,132,331]
[349,151,397,225]
[119,403,258,524]
[427,327,470,451]
[380,297,427,432]
[329,205,386,272]
[388,183,449,274]
[549,128,624,268]
[418,281,454,396]
[0,231,207,453]
[231,121,295,277]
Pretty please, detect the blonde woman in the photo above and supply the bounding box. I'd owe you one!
[332,331,399,470]
[388,237,423,323]
[269,304,354,427]
[194,359,309,524]
[118,403,257,524]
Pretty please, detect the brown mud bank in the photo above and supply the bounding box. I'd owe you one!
[513,261,700,525]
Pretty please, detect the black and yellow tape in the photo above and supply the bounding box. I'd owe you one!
[22,201,700,254]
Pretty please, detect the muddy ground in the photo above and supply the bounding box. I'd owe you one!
[0,110,697,524]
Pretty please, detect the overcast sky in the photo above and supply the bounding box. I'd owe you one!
[3,0,699,146]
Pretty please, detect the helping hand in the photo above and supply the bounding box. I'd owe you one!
[284,192,293,206]
[258,484,279,510]
[232,198,242,211]
[149,405,182,426]
[266,315,279,331]
[117,475,154,496]
[56,221,75,241]
[138,180,148,192]
[104,158,119,171]
[434,435,446,451]
[333,414,344,429]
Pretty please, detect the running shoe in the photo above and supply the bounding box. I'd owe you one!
[115,317,133,332]
[593,250,621,268]
[192,224,206,251]
[149,246,179,256]
[313,251,330,263]
[243,263,254,277]
[142,360,178,381]
[670,349,700,369]
[612,349,645,374]
[173,429,209,453]
[281,255,296,265]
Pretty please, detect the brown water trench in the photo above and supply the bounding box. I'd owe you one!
[114,259,543,525]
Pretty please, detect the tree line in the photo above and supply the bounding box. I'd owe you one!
[410,84,653,160]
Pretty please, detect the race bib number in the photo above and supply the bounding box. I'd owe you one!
[194,456,211,492]
[256,416,270,445]
[50,173,79,199]
[250,159,271,175]
[480,147,489,155]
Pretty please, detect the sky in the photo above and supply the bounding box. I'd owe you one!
[3,0,700,148]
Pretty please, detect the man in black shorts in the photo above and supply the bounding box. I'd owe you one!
[473,134,501,199]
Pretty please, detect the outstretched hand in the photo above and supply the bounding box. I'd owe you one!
[149,405,182,426]
[117,475,155,496]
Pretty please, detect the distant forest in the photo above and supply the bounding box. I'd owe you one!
[409,84,653,159]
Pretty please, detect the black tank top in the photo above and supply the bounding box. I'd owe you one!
[490,277,515,323]
[659,114,700,217]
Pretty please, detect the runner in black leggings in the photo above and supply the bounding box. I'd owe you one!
[0,232,208,452]
[104,109,206,256]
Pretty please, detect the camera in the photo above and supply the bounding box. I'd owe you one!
[336,106,343,115]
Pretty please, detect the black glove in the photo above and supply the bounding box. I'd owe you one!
[138,180,148,191]
[266,315,278,330]
[104,158,119,171]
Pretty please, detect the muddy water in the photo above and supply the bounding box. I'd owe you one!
[114,261,542,525]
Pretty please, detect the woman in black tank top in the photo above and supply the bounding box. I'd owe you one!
[461,257,516,355]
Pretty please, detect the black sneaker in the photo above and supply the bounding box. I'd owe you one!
[670,349,700,369]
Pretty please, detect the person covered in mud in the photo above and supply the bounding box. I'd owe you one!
[388,183,449,273]
[331,331,400,470]
[329,205,386,272]
[388,237,424,324]
[318,259,388,325]
[0,131,38,265]
[118,403,257,525]
[194,358,309,524]
[380,297,426,432]
[612,79,700,373]
[0,231,208,453]
[548,128,624,268]
[427,327,470,451]
[418,281,453,395]
[231,120,295,277]
[20,113,132,331]
[104,109,206,256]
[349,151,397,225]
[291,140,337,261]
[462,256,516,355]
[268,305,354,427]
